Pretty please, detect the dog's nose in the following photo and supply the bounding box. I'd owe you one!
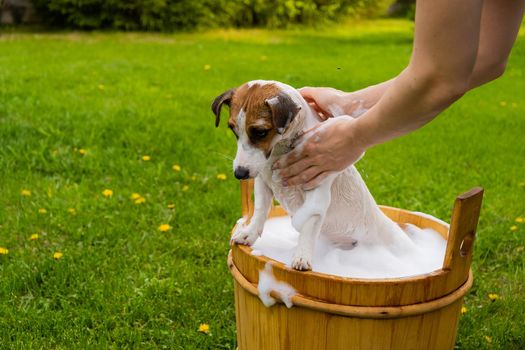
[234,167,250,180]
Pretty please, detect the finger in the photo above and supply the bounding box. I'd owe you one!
[298,86,315,99]
[306,102,331,121]
[290,124,324,150]
[300,87,334,119]
[272,147,305,170]
[302,171,331,190]
[279,156,316,179]
[302,124,323,138]
[308,101,323,114]
[284,166,322,187]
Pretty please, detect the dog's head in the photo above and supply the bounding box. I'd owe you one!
[212,81,301,179]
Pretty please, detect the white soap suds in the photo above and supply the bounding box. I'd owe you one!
[257,262,296,308]
[251,216,447,279]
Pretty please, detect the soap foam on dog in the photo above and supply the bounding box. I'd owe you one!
[251,215,447,279]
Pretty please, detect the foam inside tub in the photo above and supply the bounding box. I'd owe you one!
[251,215,447,279]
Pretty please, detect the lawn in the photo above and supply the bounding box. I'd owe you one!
[0,19,524,349]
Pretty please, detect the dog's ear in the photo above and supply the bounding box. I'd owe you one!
[265,93,301,134]
[211,88,235,127]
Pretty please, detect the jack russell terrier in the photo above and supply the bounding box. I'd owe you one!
[212,80,414,271]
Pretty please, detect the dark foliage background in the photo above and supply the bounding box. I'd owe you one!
[31,0,383,31]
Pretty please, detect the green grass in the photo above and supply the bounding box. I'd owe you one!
[0,19,524,349]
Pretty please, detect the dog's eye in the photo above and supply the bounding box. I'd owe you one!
[252,128,269,139]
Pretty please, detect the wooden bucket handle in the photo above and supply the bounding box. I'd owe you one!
[442,187,484,283]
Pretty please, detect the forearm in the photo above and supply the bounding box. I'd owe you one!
[352,66,466,148]
[338,79,395,114]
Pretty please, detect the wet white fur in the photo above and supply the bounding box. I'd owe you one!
[231,80,415,270]
[257,262,296,307]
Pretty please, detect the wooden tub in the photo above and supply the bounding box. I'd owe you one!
[229,180,483,350]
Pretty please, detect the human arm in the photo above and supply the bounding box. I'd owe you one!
[302,0,525,119]
[275,0,525,189]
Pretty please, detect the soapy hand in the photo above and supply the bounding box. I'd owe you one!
[273,116,367,190]
[299,87,346,120]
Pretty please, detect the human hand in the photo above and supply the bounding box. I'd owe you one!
[272,116,367,190]
[299,87,346,120]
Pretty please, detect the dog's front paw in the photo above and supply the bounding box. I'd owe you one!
[291,256,312,271]
[231,223,261,246]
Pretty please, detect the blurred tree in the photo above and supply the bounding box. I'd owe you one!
[30,0,384,31]
[386,0,415,19]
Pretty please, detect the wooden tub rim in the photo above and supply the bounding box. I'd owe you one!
[228,251,473,319]
[231,205,454,284]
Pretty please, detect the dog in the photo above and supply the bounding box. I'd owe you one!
[212,80,415,271]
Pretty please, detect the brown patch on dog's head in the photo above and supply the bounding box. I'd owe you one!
[212,82,301,157]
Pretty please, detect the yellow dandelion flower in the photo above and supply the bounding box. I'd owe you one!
[38,208,47,214]
[499,101,507,107]
[461,306,467,315]
[191,175,197,181]
[520,182,525,187]
[21,189,31,197]
[182,185,189,192]
[134,197,146,204]
[53,252,63,260]
[172,164,181,172]
[488,293,499,301]
[98,84,105,90]
[167,203,175,209]
[515,217,524,223]
[0,247,8,255]
[78,149,87,155]
[203,64,211,71]
[29,233,40,241]
[216,173,227,181]
[158,224,172,232]
[198,323,210,334]
[102,189,113,197]
[131,193,141,200]
[67,208,77,215]
[260,55,268,61]
[511,102,517,108]
[142,155,151,161]
[510,225,518,232]
[484,336,492,344]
